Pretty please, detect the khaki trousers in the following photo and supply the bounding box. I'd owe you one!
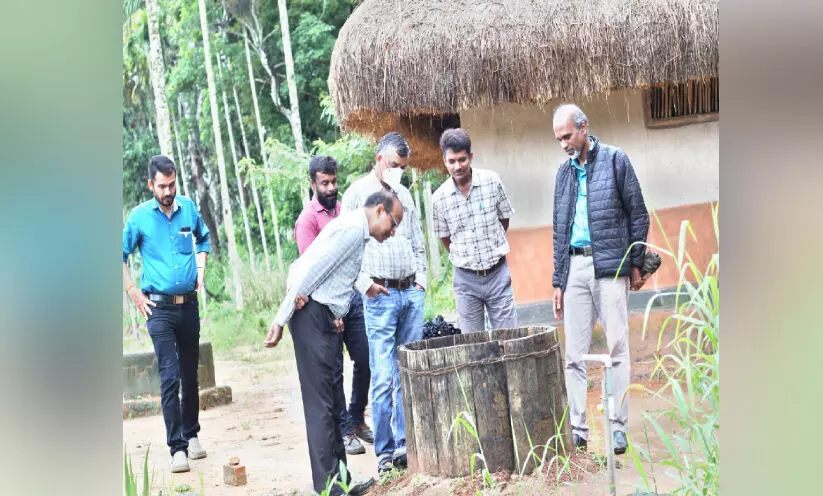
[563,254,630,439]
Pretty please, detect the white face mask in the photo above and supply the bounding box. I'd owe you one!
[382,167,404,188]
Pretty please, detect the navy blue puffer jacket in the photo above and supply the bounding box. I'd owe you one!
[552,136,650,291]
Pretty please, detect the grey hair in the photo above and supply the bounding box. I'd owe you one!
[553,104,588,130]
[376,131,411,158]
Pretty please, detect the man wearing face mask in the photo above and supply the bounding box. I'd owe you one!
[294,155,375,456]
[340,132,427,476]
[551,104,649,456]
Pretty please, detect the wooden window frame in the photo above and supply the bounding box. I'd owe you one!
[642,77,719,129]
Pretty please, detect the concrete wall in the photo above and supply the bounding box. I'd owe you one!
[460,88,719,229]
[123,341,216,399]
[458,89,719,303]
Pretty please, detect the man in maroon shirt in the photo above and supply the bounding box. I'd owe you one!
[294,155,374,456]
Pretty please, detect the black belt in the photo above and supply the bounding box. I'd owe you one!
[372,276,415,290]
[147,292,198,304]
[460,256,506,277]
[569,246,593,256]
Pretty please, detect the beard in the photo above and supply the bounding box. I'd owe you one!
[317,192,338,210]
[156,192,175,206]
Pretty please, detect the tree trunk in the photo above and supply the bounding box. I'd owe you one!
[144,0,174,157]
[244,29,282,271]
[183,94,221,259]
[198,0,244,310]
[218,56,256,273]
[276,0,309,205]
[171,103,192,198]
[232,79,270,274]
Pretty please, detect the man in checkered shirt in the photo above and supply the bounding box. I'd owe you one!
[264,189,402,496]
[340,132,427,476]
[432,128,518,332]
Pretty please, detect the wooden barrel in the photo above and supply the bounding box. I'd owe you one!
[398,327,570,477]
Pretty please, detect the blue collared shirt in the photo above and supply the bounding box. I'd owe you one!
[123,195,210,295]
[569,139,595,247]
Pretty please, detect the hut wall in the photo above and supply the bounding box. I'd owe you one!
[460,88,719,304]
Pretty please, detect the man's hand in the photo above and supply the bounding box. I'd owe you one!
[128,287,156,319]
[295,295,309,310]
[630,267,644,291]
[365,283,390,298]
[333,318,345,334]
[552,287,564,320]
[264,321,284,348]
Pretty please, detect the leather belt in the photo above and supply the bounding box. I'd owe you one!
[569,246,593,256]
[147,292,198,304]
[372,276,415,290]
[460,256,506,277]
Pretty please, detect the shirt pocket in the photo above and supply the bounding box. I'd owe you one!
[177,228,194,254]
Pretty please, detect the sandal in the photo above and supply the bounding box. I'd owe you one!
[377,457,393,476]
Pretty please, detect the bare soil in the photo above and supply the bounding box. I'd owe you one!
[124,310,684,496]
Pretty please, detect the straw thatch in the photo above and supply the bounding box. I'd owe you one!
[329,0,719,159]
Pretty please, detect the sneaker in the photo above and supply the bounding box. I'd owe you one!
[170,451,190,473]
[572,433,587,452]
[354,423,374,444]
[188,437,207,460]
[377,456,393,476]
[392,447,407,469]
[344,433,366,455]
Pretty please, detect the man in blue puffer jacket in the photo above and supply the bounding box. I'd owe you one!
[551,104,650,456]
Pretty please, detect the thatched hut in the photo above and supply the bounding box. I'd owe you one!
[329,0,719,309]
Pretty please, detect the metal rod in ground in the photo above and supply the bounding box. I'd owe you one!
[582,354,617,496]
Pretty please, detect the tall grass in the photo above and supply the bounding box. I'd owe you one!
[625,203,719,495]
[124,444,151,496]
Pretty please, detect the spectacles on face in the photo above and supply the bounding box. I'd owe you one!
[388,211,400,230]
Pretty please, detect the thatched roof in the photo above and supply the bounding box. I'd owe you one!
[329,0,719,135]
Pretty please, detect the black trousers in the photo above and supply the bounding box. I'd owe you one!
[145,299,201,456]
[291,299,351,494]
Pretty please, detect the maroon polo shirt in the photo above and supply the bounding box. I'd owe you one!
[294,195,342,255]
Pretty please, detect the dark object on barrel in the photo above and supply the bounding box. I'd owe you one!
[639,251,663,283]
[422,316,462,339]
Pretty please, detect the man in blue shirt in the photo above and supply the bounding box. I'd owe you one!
[123,155,211,473]
[551,104,650,457]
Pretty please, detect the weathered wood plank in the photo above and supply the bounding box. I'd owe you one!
[428,347,455,477]
[446,343,477,477]
[533,331,569,464]
[468,340,515,473]
[398,349,418,473]
[503,333,544,475]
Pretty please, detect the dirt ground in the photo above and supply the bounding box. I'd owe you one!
[124,311,683,496]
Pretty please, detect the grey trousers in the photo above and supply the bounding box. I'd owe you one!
[453,259,518,332]
[563,255,630,439]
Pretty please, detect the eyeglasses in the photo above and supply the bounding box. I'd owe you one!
[388,211,400,229]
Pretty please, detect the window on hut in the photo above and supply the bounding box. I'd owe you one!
[643,77,719,128]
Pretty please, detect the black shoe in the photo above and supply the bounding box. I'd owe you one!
[354,423,374,444]
[572,433,587,451]
[392,452,407,469]
[613,431,627,455]
[348,477,375,496]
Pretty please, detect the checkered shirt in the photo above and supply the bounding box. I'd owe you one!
[432,168,515,271]
[340,172,428,294]
[274,209,370,326]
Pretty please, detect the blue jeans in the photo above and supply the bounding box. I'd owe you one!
[362,286,425,460]
[337,292,371,436]
[145,299,201,456]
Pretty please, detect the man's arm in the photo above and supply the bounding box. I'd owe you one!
[405,190,428,289]
[432,192,451,253]
[294,212,319,256]
[192,205,211,292]
[273,228,361,327]
[616,151,650,268]
[495,174,515,232]
[123,262,155,319]
[551,167,564,290]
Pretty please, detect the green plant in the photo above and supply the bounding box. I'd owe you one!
[124,444,151,496]
[625,203,720,495]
